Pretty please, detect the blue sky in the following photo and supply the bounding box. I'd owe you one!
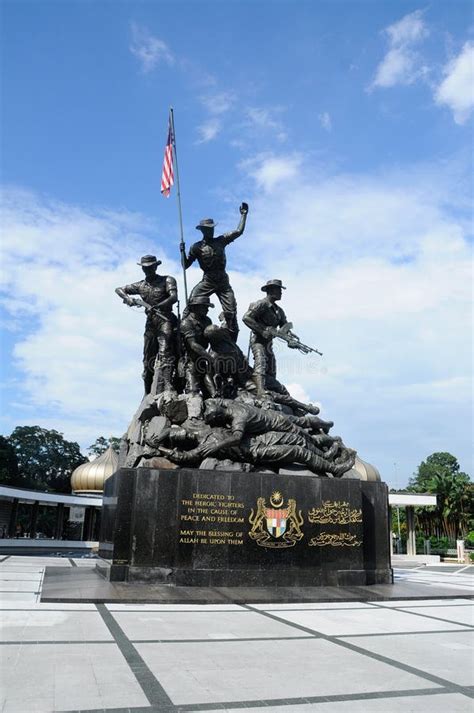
[1,0,473,487]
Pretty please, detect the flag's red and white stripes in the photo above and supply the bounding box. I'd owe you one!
[160,119,174,197]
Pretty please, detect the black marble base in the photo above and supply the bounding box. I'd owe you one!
[99,467,392,587]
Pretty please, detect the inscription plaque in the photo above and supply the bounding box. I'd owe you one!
[99,467,392,587]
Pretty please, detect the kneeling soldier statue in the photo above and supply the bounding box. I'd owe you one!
[180,295,217,398]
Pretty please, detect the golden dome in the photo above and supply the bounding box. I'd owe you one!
[343,455,381,481]
[71,446,119,494]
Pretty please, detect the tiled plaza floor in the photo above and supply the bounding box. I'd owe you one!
[0,556,472,713]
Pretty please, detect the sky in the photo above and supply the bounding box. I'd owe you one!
[1,0,473,488]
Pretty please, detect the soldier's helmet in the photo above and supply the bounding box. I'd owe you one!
[261,279,286,292]
[137,254,162,267]
[203,398,226,422]
[188,296,215,308]
[195,218,217,230]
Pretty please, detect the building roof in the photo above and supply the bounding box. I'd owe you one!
[0,484,102,507]
[389,492,437,506]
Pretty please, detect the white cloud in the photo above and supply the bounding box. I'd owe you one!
[244,107,287,141]
[372,47,418,88]
[370,9,429,89]
[195,92,236,144]
[435,42,474,124]
[239,153,302,192]
[286,383,311,405]
[196,117,222,144]
[319,112,332,131]
[385,9,428,46]
[129,23,174,73]
[201,91,236,115]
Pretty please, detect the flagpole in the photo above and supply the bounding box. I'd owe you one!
[169,107,188,304]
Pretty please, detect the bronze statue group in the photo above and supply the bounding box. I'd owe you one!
[116,203,356,477]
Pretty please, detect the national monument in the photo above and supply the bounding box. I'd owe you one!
[99,201,392,587]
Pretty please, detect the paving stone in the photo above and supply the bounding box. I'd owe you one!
[271,605,469,636]
[112,609,309,641]
[400,604,474,626]
[135,637,434,705]
[185,693,474,713]
[339,630,474,687]
[0,610,114,642]
[0,643,148,711]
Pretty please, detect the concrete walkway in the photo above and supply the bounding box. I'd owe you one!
[0,556,472,712]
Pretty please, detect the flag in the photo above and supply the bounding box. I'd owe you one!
[161,117,174,197]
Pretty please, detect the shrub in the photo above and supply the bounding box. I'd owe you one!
[465,531,474,547]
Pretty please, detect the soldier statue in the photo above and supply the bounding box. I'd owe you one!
[181,203,249,341]
[115,255,177,394]
[243,279,296,396]
[204,323,253,395]
[180,295,217,398]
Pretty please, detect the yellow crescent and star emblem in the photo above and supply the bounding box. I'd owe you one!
[248,490,304,548]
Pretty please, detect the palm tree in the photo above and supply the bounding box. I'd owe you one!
[428,471,472,540]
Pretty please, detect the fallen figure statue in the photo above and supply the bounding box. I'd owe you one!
[154,396,356,476]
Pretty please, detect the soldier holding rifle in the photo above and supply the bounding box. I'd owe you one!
[243,279,321,396]
[115,255,178,394]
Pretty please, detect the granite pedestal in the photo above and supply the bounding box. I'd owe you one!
[98,467,392,587]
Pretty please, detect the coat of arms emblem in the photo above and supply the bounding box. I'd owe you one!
[249,491,304,548]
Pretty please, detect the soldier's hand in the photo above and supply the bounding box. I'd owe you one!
[240,202,249,215]
[170,448,183,462]
[200,443,217,458]
[206,353,216,365]
[124,297,135,307]
[179,243,186,254]
[262,327,275,339]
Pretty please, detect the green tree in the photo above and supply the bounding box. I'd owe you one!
[409,452,473,539]
[88,436,121,457]
[0,435,21,486]
[8,426,87,493]
[408,452,461,492]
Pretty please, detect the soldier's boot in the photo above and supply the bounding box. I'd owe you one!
[305,417,333,433]
[154,364,174,396]
[329,459,355,477]
[223,310,239,342]
[329,448,357,477]
[294,415,333,432]
[203,374,217,398]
